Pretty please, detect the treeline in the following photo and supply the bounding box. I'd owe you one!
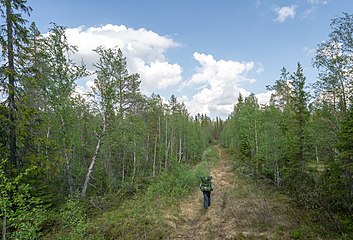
[0,1,212,238]
[221,13,353,234]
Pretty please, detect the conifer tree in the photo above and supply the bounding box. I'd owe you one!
[0,0,31,170]
[290,63,309,170]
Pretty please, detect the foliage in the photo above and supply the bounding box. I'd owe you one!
[220,56,353,236]
[0,160,46,240]
[1,1,353,238]
[48,198,88,240]
[48,146,218,239]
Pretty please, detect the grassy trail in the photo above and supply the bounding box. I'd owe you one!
[166,146,319,240]
[49,145,334,239]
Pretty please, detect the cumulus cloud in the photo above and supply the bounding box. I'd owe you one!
[255,91,273,105]
[133,59,182,92]
[187,52,254,86]
[182,52,259,118]
[59,24,271,119]
[63,24,182,93]
[274,5,297,23]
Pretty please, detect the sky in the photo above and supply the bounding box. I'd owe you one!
[29,0,353,119]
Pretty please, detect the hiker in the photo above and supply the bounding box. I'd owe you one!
[199,176,213,209]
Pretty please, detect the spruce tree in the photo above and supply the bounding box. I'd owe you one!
[290,63,309,170]
[0,0,31,170]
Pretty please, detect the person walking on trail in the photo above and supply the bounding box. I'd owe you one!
[199,176,213,209]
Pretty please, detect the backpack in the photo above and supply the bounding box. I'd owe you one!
[199,176,213,192]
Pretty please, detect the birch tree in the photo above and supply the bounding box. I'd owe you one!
[81,46,140,196]
[40,24,86,195]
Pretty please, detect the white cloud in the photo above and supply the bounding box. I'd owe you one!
[139,59,182,90]
[274,5,297,23]
[255,62,264,74]
[255,91,273,105]
[303,0,327,18]
[308,0,328,5]
[63,24,182,93]
[303,7,315,18]
[58,24,271,119]
[187,52,254,86]
[182,52,257,118]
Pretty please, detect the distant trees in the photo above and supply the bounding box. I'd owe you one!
[2,0,353,237]
[222,63,309,179]
[0,1,211,236]
[220,13,353,232]
[313,12,353,116]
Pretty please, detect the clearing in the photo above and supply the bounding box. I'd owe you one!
[166,146,320,240]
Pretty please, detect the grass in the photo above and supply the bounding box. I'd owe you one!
[47,146,219,239]
[224,148,350,240]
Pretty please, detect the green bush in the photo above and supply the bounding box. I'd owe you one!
[84,146,219,239]
[46,198,89,240]
[0,160,47,239]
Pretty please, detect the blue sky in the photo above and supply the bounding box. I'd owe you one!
[29,0,353,118]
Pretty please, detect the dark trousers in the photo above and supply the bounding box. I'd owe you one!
[203,191,211,208]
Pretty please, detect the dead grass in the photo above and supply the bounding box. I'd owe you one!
[166,146,326,240]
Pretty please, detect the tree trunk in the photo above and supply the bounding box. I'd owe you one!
[2,210,6,240]
[81,117,106,198]
[153,127,158,178]
[146,133,149,163]
[254,119,259,155]
[158,115,162,174]
[132,143,137,181]
[338,74,347,114]
[122,149,125,183]
[275,159,280,188]
[104,147,114,190]
[164,118,169,170]
[45,126,50,156]
[6,0,18,170]
[64,150,73,195]
[315,145,319,163]
[61,117,73,195]
[333,88,337,116]
[178,132,182,163]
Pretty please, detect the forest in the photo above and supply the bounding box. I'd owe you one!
[1,0,353,239]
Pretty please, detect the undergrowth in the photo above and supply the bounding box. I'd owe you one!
[224,147,351,240]
[46,146,219,239]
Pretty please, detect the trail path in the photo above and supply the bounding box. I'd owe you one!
[166,146,304,240]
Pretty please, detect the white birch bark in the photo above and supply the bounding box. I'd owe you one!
[81,116,106,197]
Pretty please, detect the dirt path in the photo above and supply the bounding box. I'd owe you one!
[166,146,304,240]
